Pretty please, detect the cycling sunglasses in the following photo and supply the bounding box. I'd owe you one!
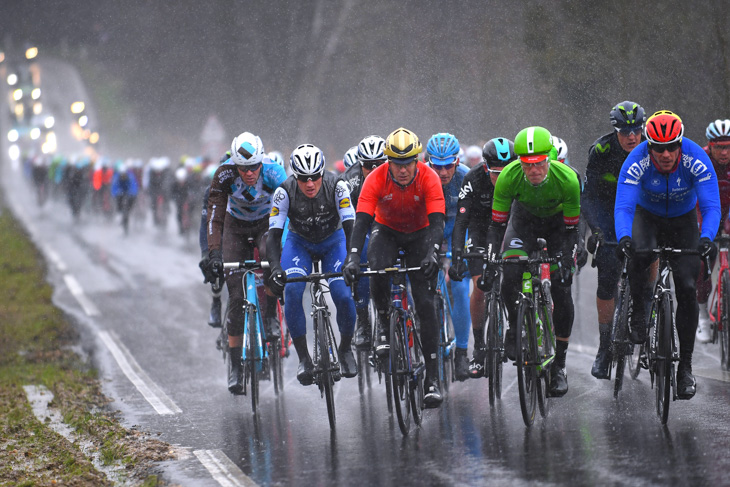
[362,160,385,170]
[431,163,456,171]
[296,172,323,182]
[615,126,643,136]
[649,141,681,153]
[237,163,262,173]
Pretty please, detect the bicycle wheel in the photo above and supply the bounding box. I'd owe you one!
[410,316,425,427]
[436,294,449,397]
[486,293,500,406]
[315,311,336,430]
[218,301,231,362]
[357,301,375,394]
[612,280,631,398]
[537,282,554,418]
[516,301,538,426]
[720,270,730,371]
[390,310,411,435]
[270,339,281,396]
[655,295,672,425]
[246,311,259,414]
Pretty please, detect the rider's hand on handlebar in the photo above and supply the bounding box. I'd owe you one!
[557,251,574,285]
[204,249,224,284]
[420,252,439,280]
[586,229,604,254]
[342,253,360,287]
[268,265,287,296]
[448,254,468,282]
[616,236,634,261]
[198,253,210,282]
[698,237,717,260]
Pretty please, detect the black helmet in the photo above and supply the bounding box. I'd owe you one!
[610,101,646,130]
[482,137,515,168]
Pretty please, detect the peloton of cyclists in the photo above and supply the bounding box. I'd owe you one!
[614,110,720,399]
[204,132,287,394]
[267,144,358,385]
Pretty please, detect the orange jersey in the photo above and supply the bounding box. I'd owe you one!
[357,162,445,233]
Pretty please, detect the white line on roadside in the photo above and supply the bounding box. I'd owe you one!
[194,449,259,487]
[63,274,100,316]
[98,330,182,415]
[42,245,68,272]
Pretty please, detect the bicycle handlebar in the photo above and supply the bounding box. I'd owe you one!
[223,260,271,270]
[285,271,345,283]
[462,253,559,266]
[356,266,424,277]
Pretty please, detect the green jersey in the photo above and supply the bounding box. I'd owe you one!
[491,159,581,226]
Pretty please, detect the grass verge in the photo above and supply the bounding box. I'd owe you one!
[0,207,174,485]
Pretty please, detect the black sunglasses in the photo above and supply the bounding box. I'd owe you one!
[296,172,323,182]
[616,126,643,136]
[362,161,385,170]
[649,141,680,153]
[237,163,262,173]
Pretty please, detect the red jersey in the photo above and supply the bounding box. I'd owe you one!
[356,161,445,233]
[699,146,730,233]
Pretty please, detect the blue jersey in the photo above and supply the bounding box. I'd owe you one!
[614,139,721,241]
[443,163,469,241]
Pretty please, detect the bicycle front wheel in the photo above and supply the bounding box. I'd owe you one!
[246,311,259,414]
[655,295,673,425]
[516,301,538,426]
[612,280,631,398]
[436,294,450,397]
[316,310,336,430]
[720,270,730,371]
[390,311,412,435]
[537,282,554,418]
[486,293,502,406]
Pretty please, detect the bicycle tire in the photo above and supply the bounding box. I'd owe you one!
[218,301,231,362]
[316,310,336,430]
[612,280,631,397]
[270,339,281,396]
[486,293,499,406]
[409,319,425,427]
[390,310,411,435]
[246,311,259,414]
[276,303,285,391]
[537,281,554,418]
[436,294,449,397]
[655,294,672,425]
[516,301,538,426]
[721,270,730,371]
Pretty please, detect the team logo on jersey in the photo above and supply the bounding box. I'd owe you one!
[595,142,610,154]
[459,181,473,199]
[339,198,351,208]
[699,173,712,183]
[270,207,279,217]
[459,207,466,213]
[651,178,660,186]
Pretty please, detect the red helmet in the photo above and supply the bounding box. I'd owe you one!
[644,110,684,145]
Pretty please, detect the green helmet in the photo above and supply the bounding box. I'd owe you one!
[514,126,553,163]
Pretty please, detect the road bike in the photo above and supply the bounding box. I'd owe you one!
[480,238,557,426]
[631,247,708,425]
[222,259,273,414]
[608,254,634,398]
[284,262,342,430]
[464,251,507,406]
[358,264,425,435]
[435,252,456,395]
[708,233,730,371]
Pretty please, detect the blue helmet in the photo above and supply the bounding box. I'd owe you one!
[482,138,515,168]
[426,132,460,166]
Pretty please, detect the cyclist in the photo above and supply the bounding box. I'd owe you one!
[339,135,388,349]
[615,110,720,400]
[484,126,580,397]
[198,158,226,328]
[450,137,514,379]
[425,132,471,381]
[205,133,287,394]
[110,161,139,235]
[266,144,357,385]
[696,119,730,343]
[584,101,647,379]
[343,146,359,170]
[342,127,447,407]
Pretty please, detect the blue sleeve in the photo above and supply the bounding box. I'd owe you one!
[129,173,139,196]
[690,142,721,240]
[614,144,647,240]
[110,174,121,197]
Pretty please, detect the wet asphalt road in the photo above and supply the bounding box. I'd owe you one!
[3,158,730,487]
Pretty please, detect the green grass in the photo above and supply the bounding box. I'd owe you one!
[0,208,172,485]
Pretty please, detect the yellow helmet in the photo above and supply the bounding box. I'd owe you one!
[384,127,422,164]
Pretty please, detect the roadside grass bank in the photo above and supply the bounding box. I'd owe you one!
[0,207,173,486]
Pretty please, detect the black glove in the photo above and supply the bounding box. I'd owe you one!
[198,252,210,282]
[204,249,224,284]
[448,255,468,282]
[342,253,360,287]
[698,236,717,260]
[616,236,634,261]
[420,252,439,280]
[558,251,574,285]
[586,229,604,254]
[576,247,589,270]
[268,265,287,296]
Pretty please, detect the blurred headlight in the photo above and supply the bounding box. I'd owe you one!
[30,127,41,140]
[7,129,19,142]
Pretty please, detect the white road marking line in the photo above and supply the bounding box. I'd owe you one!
[501,376,518,395]
[42,245,68,272]
[694,367,730,383]
[194,449,259,487]
[98,330,182,415]
[63,274,100,316]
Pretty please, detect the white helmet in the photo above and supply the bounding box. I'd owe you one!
[267,151,285,167]
[290,144,325,178]
[465,145,482,164]
[357,135,386,163]
[706,119,730,141]
[230,132,265,166]
[343,146,359,169]
[551,136,568,162]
